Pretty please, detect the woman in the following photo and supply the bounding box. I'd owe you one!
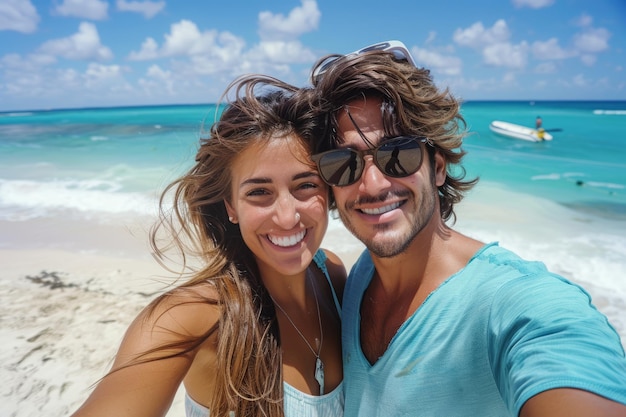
[71,75,346,417]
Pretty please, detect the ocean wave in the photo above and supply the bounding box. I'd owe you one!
[0,112,34,118]
[531,173,561,181]
[582,181,625,190]
[0,178,156,221]
[531,173,624,190]
[593,109,626,115]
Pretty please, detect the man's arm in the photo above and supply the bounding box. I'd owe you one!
[521,388,626,417]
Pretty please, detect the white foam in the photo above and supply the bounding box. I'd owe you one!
[531,173,561,181]
[593,109,626,115]
[456,183,626,294]
[0,112,34,117]
[0,178,156,221]
[584,181,625,190]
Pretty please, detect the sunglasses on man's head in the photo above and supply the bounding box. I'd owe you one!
[312,40,417,81]
[311,136,429,187]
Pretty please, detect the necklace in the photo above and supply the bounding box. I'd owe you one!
[270,270,325,395]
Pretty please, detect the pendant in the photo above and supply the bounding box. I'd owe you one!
[315,356,325,395]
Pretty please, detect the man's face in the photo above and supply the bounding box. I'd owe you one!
[331,96,444,258]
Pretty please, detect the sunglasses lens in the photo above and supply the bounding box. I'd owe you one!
[317,149,364,186]
[377,138,423,177]
[315,137,426,186]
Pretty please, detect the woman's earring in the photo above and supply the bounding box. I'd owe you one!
[229,216,237,224]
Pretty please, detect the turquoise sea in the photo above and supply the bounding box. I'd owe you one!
[1,101,624,220]
[1,101,625,319]
[460,101,626,219]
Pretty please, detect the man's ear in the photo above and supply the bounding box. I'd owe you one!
[434,150,446,187]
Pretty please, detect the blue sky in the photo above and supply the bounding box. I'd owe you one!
[1,0,624,111]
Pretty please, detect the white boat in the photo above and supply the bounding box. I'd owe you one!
[489,120,553,142]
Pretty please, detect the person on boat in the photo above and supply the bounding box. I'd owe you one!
[70,74,346,417]
[537,127,545,140]
[535,115,546,140]
[309,39,626,417]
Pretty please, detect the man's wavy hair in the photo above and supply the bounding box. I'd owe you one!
[311,50,478,223]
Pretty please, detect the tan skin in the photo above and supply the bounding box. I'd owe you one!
[332,96,626,417]
[71,137,346,416]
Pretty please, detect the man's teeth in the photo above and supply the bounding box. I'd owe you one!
[268,230,306,247]
[361,202,401,215]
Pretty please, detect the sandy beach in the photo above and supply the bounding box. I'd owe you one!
[2,183,625,417]
[0,210,364,417]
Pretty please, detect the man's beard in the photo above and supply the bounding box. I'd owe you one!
[338,186,437,258]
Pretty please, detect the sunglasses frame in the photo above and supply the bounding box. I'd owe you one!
[311,136,430,187]
[312,40,417,81]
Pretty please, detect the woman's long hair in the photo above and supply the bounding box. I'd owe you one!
[141,75,324,417]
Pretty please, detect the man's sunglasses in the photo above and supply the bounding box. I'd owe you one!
[312,40,417,81]
[311,136,429,187]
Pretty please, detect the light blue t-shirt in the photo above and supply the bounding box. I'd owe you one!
[342,243,626,417]
[186,249,344,417]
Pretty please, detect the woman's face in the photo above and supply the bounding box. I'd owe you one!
[225,135,329,279]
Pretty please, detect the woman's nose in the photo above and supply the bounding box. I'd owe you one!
[273,196,300,228]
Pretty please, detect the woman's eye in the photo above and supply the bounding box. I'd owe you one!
[299,182,318,190]
[245,188,269,197]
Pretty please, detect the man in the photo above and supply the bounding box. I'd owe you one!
[310,41,626,416]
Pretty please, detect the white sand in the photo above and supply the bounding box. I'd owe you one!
[0,215,363,417]
[2,184,625,417]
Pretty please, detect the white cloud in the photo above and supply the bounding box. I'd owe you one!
[54,0,109,20]
[534,62,557,74]
[580,54,596,66]
[1,52,55,71]
[116,0,165,19]
[483,42,529,69]
[1,53,33,71]
[123,1,320,83]
[127,18,315,77]
[128,21,248,75]
[572,74,587,87]
[258,0,320,41]
[85,62,123,77]
[511,0,554,9]
[411,47,462,76]
[146,64,171,80]
[573,27,610,54]
[249,41,316,64]
[133,20,239,60]
[38,22,113,61]
[129,20,220,60]
[0,0,39,33]
[531,38,573,60]
[128,37,159,60]
[454,20,531,70]
[141,64,174,94]
[453,19,510,49]
[162,20,222,56]
[425,31,437,45]
[502,72,516,83]
[574,13,593,27]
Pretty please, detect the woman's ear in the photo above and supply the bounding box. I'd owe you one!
[224,200,237,224]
